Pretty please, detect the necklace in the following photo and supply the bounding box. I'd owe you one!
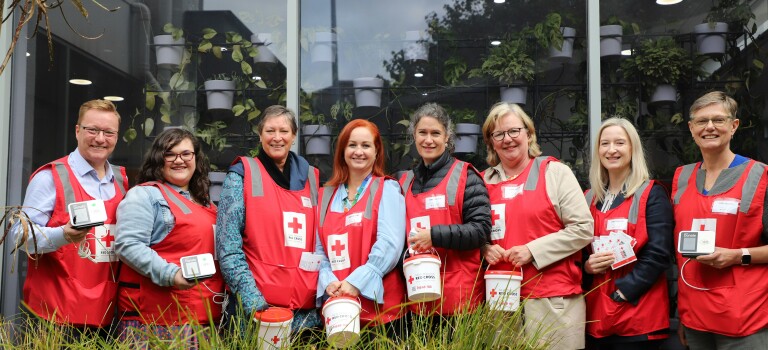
[343,174,372,212]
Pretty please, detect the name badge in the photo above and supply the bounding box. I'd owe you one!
[502,184,523,199]
[301,196,312,208]
[712,198,739,215]
[345,212,363,226]
[298,252,323,272]
[606,219,628,231]
[425,195,446,210]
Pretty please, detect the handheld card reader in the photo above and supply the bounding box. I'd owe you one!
[180,253,216,281]
[677,231,716,258]
[68,200,108,229]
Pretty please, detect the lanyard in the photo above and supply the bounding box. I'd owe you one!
[342,174,372,212]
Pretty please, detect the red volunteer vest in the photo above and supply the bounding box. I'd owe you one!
[240,157,319,309]
[318,177,406,326]
[400,159,484,316]
[672,160,768,337]
[585,181,669,338]
[483,157,582,299]
[119,182,223,326]
[23,156,127,326]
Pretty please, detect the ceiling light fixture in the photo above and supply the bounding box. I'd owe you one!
[104,96,124,102]
[69,79,92,85]
[491,40,501,46]
[621,49,632,56]
[494,0,505,3]
[414,72,424,78]
[656,0,682,5]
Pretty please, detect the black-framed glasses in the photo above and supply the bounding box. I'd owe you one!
[79,125,118,138]
[491,128,524,141]
[163,151,195,162]
[691,117,731,128]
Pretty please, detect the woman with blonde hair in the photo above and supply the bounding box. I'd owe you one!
[584,117,672,349]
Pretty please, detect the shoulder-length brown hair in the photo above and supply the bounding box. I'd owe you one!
[326,119,385,187]
[137,128,212,206]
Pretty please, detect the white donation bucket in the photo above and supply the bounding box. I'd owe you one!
[485,269,523,312]
[403,253,442,302]
[322,296,361,348]
[253,307,293,349]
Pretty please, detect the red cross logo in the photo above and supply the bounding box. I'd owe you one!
[490,289,497,298]
[100,232,115,248]
[331,240,346,256]
[416,222,426,230]
[288,217,303,234]
[326,317,332,325]
[491,210,501,226]
[408,275,414,284]
[271,335,280,344]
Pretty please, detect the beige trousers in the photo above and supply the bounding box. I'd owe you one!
[523,295,586,350]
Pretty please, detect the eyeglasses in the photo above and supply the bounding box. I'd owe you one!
[691,117,731,128]
[80,125,118,138]
[163,151,195,162]
[491,128,525,141]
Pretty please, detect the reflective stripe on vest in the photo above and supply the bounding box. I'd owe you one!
[585,189,594,207]
[673,164,697,205]
[585,180,649,224]
[111,165,127,196]
[148,181,192,214]
[244,157,318,205]
[401,171,415,195]
[524,156,549,191]
[319,177,382,226]
[674,162,764,213]
[51,162,127,207]
[401,161,464,206]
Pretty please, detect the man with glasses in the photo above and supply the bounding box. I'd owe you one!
[672,91,768,348]
[14,99,128,334]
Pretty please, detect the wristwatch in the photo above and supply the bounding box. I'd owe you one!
[741,248,751,266]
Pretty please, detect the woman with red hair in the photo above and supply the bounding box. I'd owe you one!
[315,119,407,336]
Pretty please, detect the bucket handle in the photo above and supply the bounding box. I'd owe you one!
[402,247,441,265]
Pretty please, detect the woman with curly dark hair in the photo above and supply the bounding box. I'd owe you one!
[115,128,224,347]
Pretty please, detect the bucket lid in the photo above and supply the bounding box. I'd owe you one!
[485,270,522,277]
[322,296,360,309]
[404,253,440,264]
[253,307,293,322]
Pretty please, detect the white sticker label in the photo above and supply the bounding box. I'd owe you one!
[91,224,117,262]
[606,219,628,231]
[690,218,717,232]
[502,184,524,199]
[425,195,446,210]
[298,252,323,272]
[345,212,363,226]
[410,216,430,233]
[490,203,506,241]
[283,212,307,249]
[327,234,350,271]
[712,199,739,215]
[301,196,312,208]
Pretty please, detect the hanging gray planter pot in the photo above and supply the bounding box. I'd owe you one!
[208,171,227,203]
[549,27,576,62]
[353,77,384,108]
[454,123,481,154]
[153,35,185,68]
[302,125,332,155]
[251,33,277,64]
[694,22,728,56]
[650,84,678,104]
[599,25,623,57]
[204,80,236,110]
[499,80,527,105]
[404,30,429,62]
[311,32,336,63]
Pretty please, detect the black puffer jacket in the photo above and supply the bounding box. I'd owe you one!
[410,151,491,250]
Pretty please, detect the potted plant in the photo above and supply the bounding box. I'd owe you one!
[204,73,236,110]
[403,30,430,62]
[154,23,185,68]
[530,13,575,62]
[353,77,385,108]
[621,37,694,104]
[251,33,277,63]
[470,34,535,105]
[695,0,755,56]
[449,108,480,154]
[299,92,332,155]
[600,16,640,57]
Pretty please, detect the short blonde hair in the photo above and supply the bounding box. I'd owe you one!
[482,102,541,166]
[77,99,121,124]
[689,91,737,120]
[588,117,650,203]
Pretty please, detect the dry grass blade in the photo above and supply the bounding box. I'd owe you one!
[1,206,50,270]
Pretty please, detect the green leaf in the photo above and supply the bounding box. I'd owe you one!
[247,109,260,121]
[232,45,244,62]
[123,128,137,143]
[198,41,213,53]
[230,33,243,43]
[183,112,197,130]
[201,28,217,40]
[145,92,156,111]
[241,61,253,75]
[143,118,154,136]
[233,105,246,116]
[255,80,267,89]
[397,120,411,127]
[212,46,223,59]
[753,59,764,71]
[169,72,185,90]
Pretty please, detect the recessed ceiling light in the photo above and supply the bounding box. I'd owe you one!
[69,79,92,85]
[104,96,124,102]
[25,52,30,57]
[494,0,505,3]
[621,49,632,56]
[656,0,682,4]
[491,40,501,46]
[414,72,424,78]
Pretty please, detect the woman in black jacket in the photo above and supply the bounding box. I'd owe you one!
[400,102,491,317]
